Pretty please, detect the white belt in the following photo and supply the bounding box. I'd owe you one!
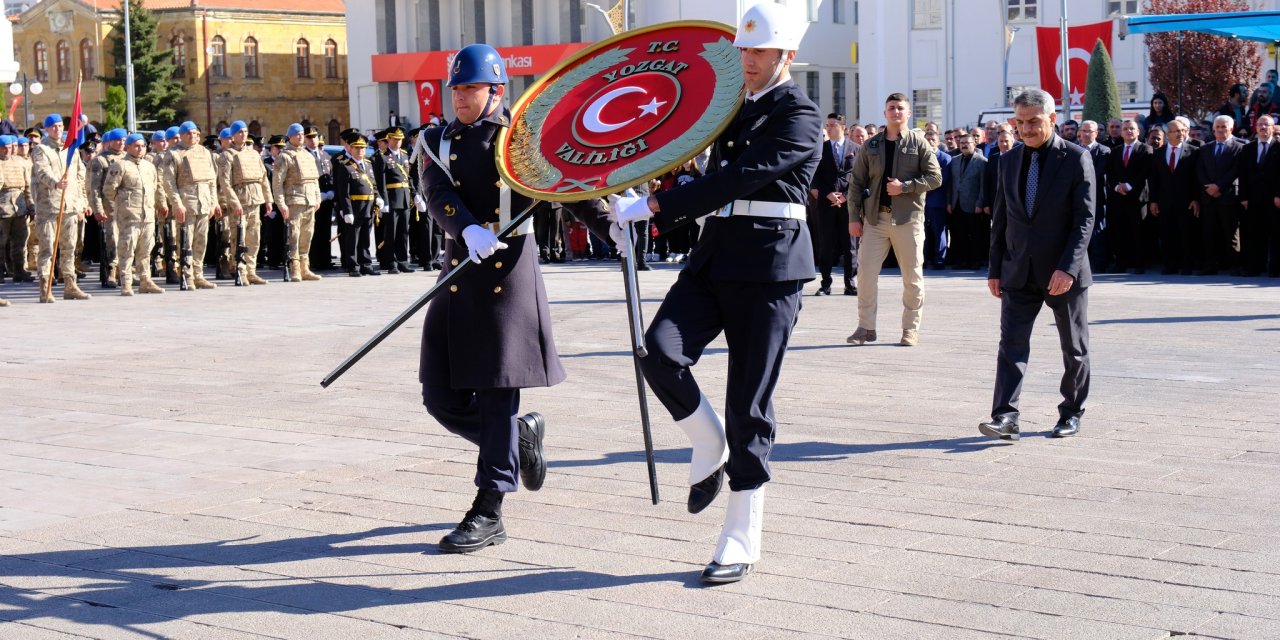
[716,200,807,221]
[444,202,533,239]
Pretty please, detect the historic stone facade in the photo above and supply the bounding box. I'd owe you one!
[10,0,348,140]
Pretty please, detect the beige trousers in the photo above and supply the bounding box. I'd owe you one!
[35,214,80,282]
[116,222,155,285]
[856,211,925,332]
[179,213,210,280]
[286,204,317,261]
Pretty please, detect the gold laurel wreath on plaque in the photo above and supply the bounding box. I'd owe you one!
[498,20,745,202]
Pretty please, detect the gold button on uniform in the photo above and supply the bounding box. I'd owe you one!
[493,286,502,294]
[495,180,502,187]
[454,180,461,187]
[453,135,461,140]
[494,208,501,214]
[451,258,459,266]
[727,141,734,148]
[494,262,503,269]
[449,285,458,293]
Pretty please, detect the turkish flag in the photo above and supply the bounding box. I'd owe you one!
[1036,21,1113,107]
[415,80,441,124]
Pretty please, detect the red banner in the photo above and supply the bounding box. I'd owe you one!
[415,80,441,124]
[1036,21,1113,107]
[372,43,592,83]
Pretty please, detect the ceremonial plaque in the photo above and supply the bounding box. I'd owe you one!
[497,21,744,201]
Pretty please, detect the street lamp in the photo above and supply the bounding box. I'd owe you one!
[8,73,44,128]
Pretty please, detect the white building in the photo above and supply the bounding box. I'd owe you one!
[347,0,1280,133]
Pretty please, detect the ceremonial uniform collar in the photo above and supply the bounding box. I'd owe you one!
[746,77,792,103]
[442,107,512,138]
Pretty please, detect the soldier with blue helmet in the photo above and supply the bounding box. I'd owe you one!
[415,43,610,553]
[609,3,822,583]
[163,120,223,289]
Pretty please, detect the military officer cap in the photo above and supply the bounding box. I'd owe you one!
[84,130,101,145]
[166,126,180,140]
[42,113,63,129]
[151,130,167,142]
[374,128,389,142]
[250,134,263,147]
[386,126,406,140]
[23,127,41,139]
[219,128,233,140]
[229,120,248,135]
[179,121,200,134]
[268,134,287,147]
[125,133,145,146]
[304,125,320,137]
[286,123,305,137]
[340,129,367,147]
[202,134,219,148]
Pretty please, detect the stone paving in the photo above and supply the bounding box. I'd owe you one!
[1,262,1278,639]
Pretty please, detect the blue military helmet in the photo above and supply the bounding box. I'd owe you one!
[448,44,508,87]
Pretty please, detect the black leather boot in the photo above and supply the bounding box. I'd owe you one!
[517,412,547,492]
[439,489,506,553]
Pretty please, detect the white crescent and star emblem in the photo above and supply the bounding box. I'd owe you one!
[581,85,667,134]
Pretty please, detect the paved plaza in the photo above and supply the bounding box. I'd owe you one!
[1,263,1278,639]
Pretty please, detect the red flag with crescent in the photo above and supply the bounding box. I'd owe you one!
[415,79,440,123]
[1036,21,1113,107]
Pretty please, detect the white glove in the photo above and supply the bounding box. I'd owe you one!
[376,197,385,209]
[414,194,427,212]
[343,213,354,224]
[267,210,278,219]
[609,194,653,224]
[608,222,631,260]
[460,224,508,265]
[321,191,334,201]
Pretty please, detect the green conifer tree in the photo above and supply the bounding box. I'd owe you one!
[1083,39,1122,125]
[102,0,185,126]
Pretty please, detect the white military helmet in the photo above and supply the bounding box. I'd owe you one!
[733,2,807,51]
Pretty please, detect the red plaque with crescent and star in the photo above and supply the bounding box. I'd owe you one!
[497,21,743,202]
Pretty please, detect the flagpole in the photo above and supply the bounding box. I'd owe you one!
[124,0,137,131]
[43,74,83,301]
[1059,0,1070,121]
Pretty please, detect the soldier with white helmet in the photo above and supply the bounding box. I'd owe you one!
[609,3,821,583]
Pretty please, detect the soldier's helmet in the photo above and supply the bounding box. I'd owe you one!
[448,44,507,87]
[734,2,807,51]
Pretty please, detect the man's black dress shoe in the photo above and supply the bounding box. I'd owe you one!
[816,286,831,296]
[844,286,857,296]
[688,465,725,514]
[387,264,401,274]
[360,266,381,276]
[439,489,506,553]
[1051,416,1080,438]
[517,412,547,491]
[398,262,417,273]
[978,416,1020,441]
[348,269,362,277]
[701,561,751,584]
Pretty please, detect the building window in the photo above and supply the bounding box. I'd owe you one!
[249,120,262,137]
[1007,0,1037,22]
[912,88,943,128]
[1116,80,1139,103]
[295,39,311,78]
[324,39,339,78]
[210,35,226,78]
[805,0,819,22]
[853,71,861,121]
[243,36,259,78]
[833,72,847,118]
[805,71,820,106]
[913,0,943,29]
[56,40,70,82]
[33,41,48,82]
[171,34,186,78]
[327,118,341,142]
[853,1,859,24]
[79,39,94,78]
[1106,0,1139,15]
[833,0,845,24]
[1006,84,1037,105]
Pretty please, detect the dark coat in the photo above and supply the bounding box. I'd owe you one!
[1238,139,1280,205]
[332,152,376,220]
[948,151,986,212]
[1106,142,1153,210]
[1149,142,1200,215]
[927,148,952,211]
[989,134,1095,291]
[1194,138,1244,205]
[652,80,822,283]
[1084,143,1110,216]
[373,148,414,210]
[812,137,855,199]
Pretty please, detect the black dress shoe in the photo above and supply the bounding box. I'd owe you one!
[1051,416,1081,438]
[701,561,751,584]
[517,412,547,492]
[816,286,831,296]
[387,265,401,274]
[978,416,1020,441]
[688,465,725,514]
[348,269,362,277]
[360,266,381,276]
[439,489,506,553]
[843,286,857,296]
[101,280,118,289]
[398,262,417,273]
[636,262,652,271]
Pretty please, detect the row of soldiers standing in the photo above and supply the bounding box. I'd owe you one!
[0,113,431,305]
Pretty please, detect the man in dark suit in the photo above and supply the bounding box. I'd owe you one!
[1195,115,1245,274]
[979,88,1094,442]
[810,113,857,295]
[1148,117,1201,275]
[1106,119,1154,273]
[947,132,986,269]
[1238,115,1278,276]
[1077,120,1111,272]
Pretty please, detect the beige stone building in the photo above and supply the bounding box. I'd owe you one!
[10,0,348,140]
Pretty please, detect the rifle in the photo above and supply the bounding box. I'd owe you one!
[234,215,246,286]
[99,218,108,286]
[213,216,229,280]
[179,222,191,291]
[163,218,178,284]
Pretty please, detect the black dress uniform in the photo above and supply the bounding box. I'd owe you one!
[644,79,821,490]
[305,128,336,271]
[373,127,416,273]
[260,137,288,269]
[332,133,378,275]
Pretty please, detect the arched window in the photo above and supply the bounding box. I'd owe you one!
[171,34,187,78]
[243,36,259,78]
[295,38,310,78]
[300,118,312,132]
[56,40,71,82]
[79,39,95,78]
[33,42,48,82]
[327,118,341,142]
[248,120,262,138]
[210,36,226,78]
[324,39,339,78]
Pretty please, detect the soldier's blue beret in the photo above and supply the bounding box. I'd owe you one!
[0,135,16,146]
[286,123,304,137]
[125,133,145,146]
[165,126,180,140]
[179,121,200,134]
[229,120,247,134]
[43,114,63,129]
[219,128,232,139]
[151,131,167,142]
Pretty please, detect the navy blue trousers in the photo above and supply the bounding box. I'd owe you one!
[992,283,1090,423]
[638,269,804,492]
[422,385,520,493]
